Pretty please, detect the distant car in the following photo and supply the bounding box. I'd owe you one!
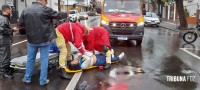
[87,11,96,16]
[144,12,160,27]
[79,12,88,20]
[69,10,79,22]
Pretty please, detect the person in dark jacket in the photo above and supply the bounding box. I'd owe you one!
[0,5,18,79]
[19,0,68,86]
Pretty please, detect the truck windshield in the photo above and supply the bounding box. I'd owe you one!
[104,0,140,15]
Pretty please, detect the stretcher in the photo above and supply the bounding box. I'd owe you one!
[10,51,119,73]
[65,61,119,73]
[10,52,59,70]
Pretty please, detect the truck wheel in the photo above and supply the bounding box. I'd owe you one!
[136,40,142,45]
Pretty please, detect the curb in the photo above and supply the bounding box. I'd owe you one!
[159,26,198,37]
[159,26,179,32]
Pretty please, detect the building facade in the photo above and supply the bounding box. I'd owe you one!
[62,0,91,12]
[1,0,59,23]
[183,0,200,17]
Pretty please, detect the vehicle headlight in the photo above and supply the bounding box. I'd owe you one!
[130,24,134,27]
[137,22,144,26]
[112,23,116,27]
[101,20,109,25]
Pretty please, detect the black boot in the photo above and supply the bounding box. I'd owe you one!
[104,63,111,69]
[1,73,13,79]
[7,67,14,76]
[60,68,71,80]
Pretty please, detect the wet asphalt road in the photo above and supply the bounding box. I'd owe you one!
[1,17,200,90]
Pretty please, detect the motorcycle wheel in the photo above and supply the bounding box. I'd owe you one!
[183,31,198,44]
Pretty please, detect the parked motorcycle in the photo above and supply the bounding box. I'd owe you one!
[183,23,200,44]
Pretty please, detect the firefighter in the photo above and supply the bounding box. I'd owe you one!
[55,21,93,79]
[83,26,112,69]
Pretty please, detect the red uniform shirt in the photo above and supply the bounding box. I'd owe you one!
[83,26,111,52]
[56,22,86,54]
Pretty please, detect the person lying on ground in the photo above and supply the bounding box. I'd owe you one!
[68,49,125,70]
[83,26,112,69]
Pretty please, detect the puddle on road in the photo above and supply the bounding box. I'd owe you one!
[109,66,134,82]
[157,28,179,36]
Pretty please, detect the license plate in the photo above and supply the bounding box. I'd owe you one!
[117,36,128,40]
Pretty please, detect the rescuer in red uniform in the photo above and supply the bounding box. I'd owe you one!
[55,22,93,79]
[83,26,112,69]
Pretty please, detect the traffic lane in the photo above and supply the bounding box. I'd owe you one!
[0,69,72,90]
[12,34,26,44]
[142,27,200,89]
[11,33,27,59]
[80,16,100,27]
[76,27,200,90]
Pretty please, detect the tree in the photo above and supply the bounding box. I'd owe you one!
[150,0,164,17]
[162,0,188,29]
[58,0,61,12]
[150,0,158,13]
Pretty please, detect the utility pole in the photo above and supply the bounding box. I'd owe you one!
[86,0,88,11]
[25,0,27,7]
[67,0,69,11]
[197,3,200,23]
[58,0,61,12]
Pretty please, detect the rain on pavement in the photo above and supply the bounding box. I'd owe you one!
[1,17,200,90]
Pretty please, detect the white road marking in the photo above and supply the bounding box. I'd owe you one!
[65,72,82,90]
[180,48,200,60]
[180,48,200,51]
[12,40,27,46]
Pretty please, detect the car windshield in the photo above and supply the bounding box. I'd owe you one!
[104,0,141,15]
[145,12,158,18]
[70,11,76,14]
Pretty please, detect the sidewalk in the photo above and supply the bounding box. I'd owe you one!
[160,19,196,32]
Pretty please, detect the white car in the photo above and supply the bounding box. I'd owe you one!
[79,12,88,20]
[144,12,160,27]
[69,10,79,22]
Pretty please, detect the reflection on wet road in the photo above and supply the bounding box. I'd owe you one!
[76,27,200,90]
[2,18,200,90]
